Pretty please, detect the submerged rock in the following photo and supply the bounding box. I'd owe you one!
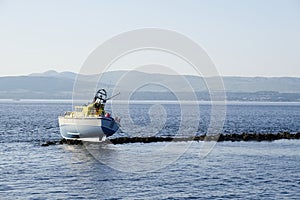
[40,142,49,146]
[40,141,58,146]
[41,132,300,146]
[59,138,83,145]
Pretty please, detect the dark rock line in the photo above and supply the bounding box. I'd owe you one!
[40,132,300,146]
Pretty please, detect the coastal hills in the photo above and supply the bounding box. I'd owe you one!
[0,70,299,101]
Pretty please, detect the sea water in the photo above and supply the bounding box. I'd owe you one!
[0,100,299,199]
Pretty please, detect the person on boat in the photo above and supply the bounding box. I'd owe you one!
[94,102,100,115]
[93,97,106,116]
[100,103,105,116]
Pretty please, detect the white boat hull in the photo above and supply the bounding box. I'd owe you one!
[58,116,119,140]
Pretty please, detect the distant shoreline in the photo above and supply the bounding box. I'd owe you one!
[1,70,299,101]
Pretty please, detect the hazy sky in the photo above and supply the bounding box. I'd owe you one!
[0,0,299,77]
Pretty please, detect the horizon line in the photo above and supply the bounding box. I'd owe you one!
[1,69,300,78]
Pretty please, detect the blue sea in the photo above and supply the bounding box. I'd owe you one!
[0,100,299,199]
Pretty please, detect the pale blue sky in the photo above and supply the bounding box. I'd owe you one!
[0,0,299,76]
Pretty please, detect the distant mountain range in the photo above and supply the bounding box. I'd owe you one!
[0,70,299,101]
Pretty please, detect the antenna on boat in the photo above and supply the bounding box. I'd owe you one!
[94,89,120,104]
[105,92,120,101]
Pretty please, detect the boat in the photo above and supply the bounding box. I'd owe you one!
[58,89,120,141]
